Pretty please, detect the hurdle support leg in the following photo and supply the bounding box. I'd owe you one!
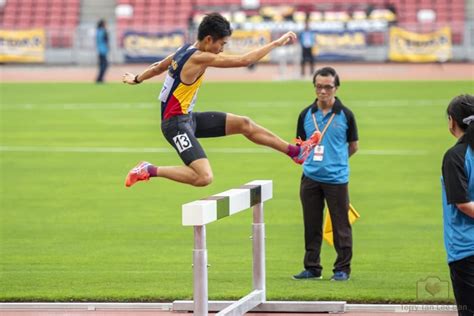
[193,225,208,316]
[216,202,266,316]
[252,202,265,297]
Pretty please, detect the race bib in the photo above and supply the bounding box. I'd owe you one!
[173,133,193,153]
[158,74,175,102]
[313,145,324,161]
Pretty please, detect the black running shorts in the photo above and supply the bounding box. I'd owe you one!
[161,112,227,165]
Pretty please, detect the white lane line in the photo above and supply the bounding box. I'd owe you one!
[0,146,428,155]
[0,302,457,312]
[0,103,154,110]
[349,99,449,107]
[0,146,268,154]
[242,99,450,108]
[360,149,428,155]
[0,302,172,311]
[0,99,450,110]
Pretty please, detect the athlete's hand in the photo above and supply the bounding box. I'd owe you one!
[122,72,138,85]
[274,31,297,47]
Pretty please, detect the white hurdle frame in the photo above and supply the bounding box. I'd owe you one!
[174,179,346,315]
[181,180,272,316]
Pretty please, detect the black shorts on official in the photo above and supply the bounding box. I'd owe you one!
[302,47,313,63]
[161,111,227,166]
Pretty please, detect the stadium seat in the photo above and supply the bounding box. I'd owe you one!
[0,0,466,50]
[368,32,385,46]
[0,0,80,47]
[32,15,47,26]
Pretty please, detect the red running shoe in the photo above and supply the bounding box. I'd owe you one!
[125,161,151,187]
[292,131,322,164]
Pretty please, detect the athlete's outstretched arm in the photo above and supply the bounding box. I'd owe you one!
[197,31,296,68]
[122,53,174,85]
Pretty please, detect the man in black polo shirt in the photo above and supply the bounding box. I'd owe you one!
[293,67,358,281]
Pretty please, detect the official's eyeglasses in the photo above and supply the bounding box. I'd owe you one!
[315,84,335,91]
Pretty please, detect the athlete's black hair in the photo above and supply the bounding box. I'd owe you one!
[447,94,474,149]
[197,13,232,41]
[312,66,340,87]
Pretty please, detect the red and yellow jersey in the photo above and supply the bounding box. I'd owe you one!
[159,44,204,120]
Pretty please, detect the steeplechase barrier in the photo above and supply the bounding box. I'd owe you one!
[172,180,345,315]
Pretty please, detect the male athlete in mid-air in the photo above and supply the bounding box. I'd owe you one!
[122,13,320,187]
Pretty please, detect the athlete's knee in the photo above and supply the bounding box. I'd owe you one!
[193,173,213,187]
[188,159,213,187]
[239,116,255,135]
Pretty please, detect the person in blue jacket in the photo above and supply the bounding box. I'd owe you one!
[96,19,109,83]
[441,94,474,316]
[298,20,315,77]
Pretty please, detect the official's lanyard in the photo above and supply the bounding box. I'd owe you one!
[312,112,336,141]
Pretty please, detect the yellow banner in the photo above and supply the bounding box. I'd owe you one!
[225,30,272,62]
[0,29,45,63]
[389,26,452,62]
[313,31,367,61]
[123,31,185,62]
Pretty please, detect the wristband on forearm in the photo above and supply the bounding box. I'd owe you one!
[133,74,142,84]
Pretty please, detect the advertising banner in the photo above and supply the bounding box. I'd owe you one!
[123,31,185,63]
[389,26,452,62]
[313,31,367,61]
[224,29,272,62]
[0,29,45,63]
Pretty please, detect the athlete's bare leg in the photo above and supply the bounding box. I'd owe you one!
[156,158,213,187]
[125,113,318,188]
[225,113,290,153]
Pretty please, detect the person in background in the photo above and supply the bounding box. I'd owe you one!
[441,94,474,316]
[365,3,375,18]
[299,20,315,78]
[292,67,358,281]
[96,19,109,83]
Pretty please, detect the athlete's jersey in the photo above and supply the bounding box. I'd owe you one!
[159,44,204,120]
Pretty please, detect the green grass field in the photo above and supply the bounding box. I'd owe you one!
[1,81,473,303]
